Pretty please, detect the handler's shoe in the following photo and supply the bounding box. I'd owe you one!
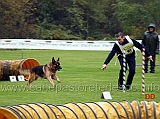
[150,70,155,73]
[125,85,130,91]
[126,88,130,91]
[118,86,123,90]
[145,71,148,73]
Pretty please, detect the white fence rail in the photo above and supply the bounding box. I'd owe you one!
[0,39,116,50]
[0,39,142,51]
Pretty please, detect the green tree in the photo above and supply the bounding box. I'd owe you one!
[0,0,37,38]
[0,0,159,39]
[113,0,160,38]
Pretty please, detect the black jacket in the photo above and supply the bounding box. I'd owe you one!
[142,23,159,54]
[104,38,151,65]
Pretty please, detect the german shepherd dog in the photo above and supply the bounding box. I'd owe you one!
[19,57,62,88]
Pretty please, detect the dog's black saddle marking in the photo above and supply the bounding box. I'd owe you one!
[31,65,44,77]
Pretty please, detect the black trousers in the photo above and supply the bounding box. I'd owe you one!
[145,54,156,72]
[118,55,136,88]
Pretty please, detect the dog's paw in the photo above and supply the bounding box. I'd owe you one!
[52,84,56,87]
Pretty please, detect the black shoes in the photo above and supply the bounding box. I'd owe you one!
[145,70,155,73]
[118,86,123,90]
[150,70,155,73]
[125,85,130,90]
[145,71,148,73]
[118,85,130,91]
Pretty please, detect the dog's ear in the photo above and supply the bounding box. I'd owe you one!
[57,57,60,61]
[52,57,55,63]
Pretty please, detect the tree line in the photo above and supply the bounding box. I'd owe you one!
[0,0,160,40]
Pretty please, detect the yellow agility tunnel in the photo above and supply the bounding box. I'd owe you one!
[0,58,40,81]
[0,100,159,119]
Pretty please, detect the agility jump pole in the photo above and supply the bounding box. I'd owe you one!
[142,48,145,94]
[122,50,126,92]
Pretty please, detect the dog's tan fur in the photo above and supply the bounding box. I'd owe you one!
[19,57,62,88]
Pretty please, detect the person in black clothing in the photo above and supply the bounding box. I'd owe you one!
[142,23,159,73]
[101,32,153,90]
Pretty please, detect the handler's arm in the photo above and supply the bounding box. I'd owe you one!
[101,44,117,70]
[132,39,153,62]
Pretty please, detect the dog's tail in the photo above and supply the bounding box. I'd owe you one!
[18,68,30,75]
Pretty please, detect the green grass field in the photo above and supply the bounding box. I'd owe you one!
[0,49,160,106]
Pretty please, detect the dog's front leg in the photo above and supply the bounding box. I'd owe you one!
[47,76,56,86]
[45,67,56,87]
[47,76,56,87]
[52,73,61,83]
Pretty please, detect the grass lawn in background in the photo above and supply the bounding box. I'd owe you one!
[0,49,160,106]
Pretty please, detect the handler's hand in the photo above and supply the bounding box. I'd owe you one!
[101,64,107,70]
[148,55,154,62]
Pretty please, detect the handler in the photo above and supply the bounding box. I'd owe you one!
[101,32,153,90]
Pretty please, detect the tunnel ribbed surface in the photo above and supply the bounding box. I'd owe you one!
[0,100,159,119]
[0,58,40,80]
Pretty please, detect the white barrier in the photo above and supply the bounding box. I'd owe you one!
[0,39,115,50]
[0,39,142,51]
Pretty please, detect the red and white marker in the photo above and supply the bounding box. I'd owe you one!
[142,48,145,94]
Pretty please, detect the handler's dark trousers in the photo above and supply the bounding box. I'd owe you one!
[145,53,156,72]
[118,55,136,89]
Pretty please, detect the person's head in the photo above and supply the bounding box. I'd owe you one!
[148,23,155,32]
[115,32,125,44]
[148,27,154,32]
